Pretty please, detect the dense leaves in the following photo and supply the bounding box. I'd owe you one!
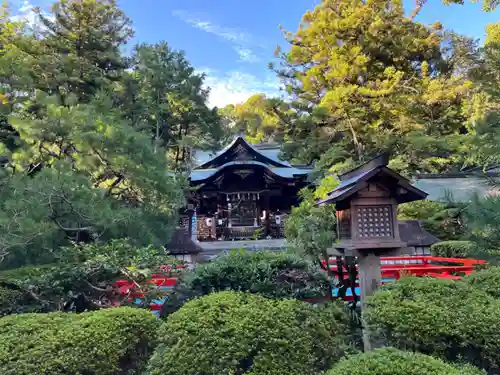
[0,307,160,375]
[0,98,185,268]
[327,347,485,375]
[221,94,286,143]
[463,266,500,299]
[149,291,350,375]
[365,277,500,373]
[0,239,183,312]
[269,0,473,174]
[285,187,338,265]
[430,240,477,257]
[160,250,330,317]
[120,42,225,163]
[398,199,467,240]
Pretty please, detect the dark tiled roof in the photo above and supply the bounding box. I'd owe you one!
[398,220,440,247]
[318,154,428,205]
[190,161,312,182]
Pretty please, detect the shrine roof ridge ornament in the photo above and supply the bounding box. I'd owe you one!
[317,153,428,206]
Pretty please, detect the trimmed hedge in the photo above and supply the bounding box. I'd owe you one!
[0,307,161,375]
[463,266,500,299]
[430,240,476,258]
[149,291,349,375]
[364,277,500,374]
[327,347,485,375]
[161,250,330,317]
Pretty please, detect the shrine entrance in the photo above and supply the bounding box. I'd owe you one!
[227,192,259,227]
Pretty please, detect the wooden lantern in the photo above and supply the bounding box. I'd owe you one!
[318,154,429,351]
[318,154,427,256]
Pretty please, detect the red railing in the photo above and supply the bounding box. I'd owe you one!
[322,256,485,279]
[112,256,487,310]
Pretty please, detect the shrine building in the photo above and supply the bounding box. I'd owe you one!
[166,140,440,262]
[187,136,314,242]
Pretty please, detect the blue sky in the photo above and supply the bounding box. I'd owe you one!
[11,0,500,108]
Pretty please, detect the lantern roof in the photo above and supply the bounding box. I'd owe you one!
[318,154,428,206]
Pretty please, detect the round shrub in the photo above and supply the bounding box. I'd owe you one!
[0,307,161,375]
[0,286,25,315]
[430,240,477,258]
[364,276,500,374]
[149,291,349,375]
[463,266,500,299]
[161,250,330,317]
[327,347,485,375]
[0,283,43,315]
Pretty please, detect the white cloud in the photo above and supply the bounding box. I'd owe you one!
[9,0,53,31]
[235,47,260,63]
[173,9,266,64]
[197,68,283,108]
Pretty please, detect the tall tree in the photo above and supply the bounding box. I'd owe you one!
[118,42,224,166]
[460,23,500,168]
[273,0,475,175]
[0,95,185,268]
[220,94,286,144]
[12,0,134,104]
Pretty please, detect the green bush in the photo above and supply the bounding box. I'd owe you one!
[364,277,500,374]
[161,250,330,317]
[398,200,467,241]
[463,266,500,299]
[0,307,161,375]
[149,291,349,375]
[0,286,25,316]
[430,240,477,258]
[327,347,485,375]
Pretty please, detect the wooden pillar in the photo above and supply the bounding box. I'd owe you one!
[357,252,381,352]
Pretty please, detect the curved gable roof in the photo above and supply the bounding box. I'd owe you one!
[197,137,290,169]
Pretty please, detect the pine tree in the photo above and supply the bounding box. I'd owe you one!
[273,0,475,175]
[24,0,134,104]
[119,42,224,166]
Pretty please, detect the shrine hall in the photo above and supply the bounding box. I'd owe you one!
[186,136,314,242]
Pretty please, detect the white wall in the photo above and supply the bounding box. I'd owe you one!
[413,177,500,201]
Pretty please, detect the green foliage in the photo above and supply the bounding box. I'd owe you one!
[327,347,485,375]
[0,97,185,267]
[463,266,500,299]
[0,284,41,316]
[430,240,477,257]
[220,94,286,143]
[398,200,449,221]
[364,276,500,373]
[31,0,133,104]
[0,239,182,312]
[398,199,467,240]
[464,194,500,255]
[0,307,160,375]
[148,291,350,375]
[273,0,474,175]
[285,186,338,264]
[120,42,224,163]
[161,250,330,317]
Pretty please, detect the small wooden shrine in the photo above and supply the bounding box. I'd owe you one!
[187,136,314,241]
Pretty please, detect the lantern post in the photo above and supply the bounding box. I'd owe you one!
[317,154,428,351]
